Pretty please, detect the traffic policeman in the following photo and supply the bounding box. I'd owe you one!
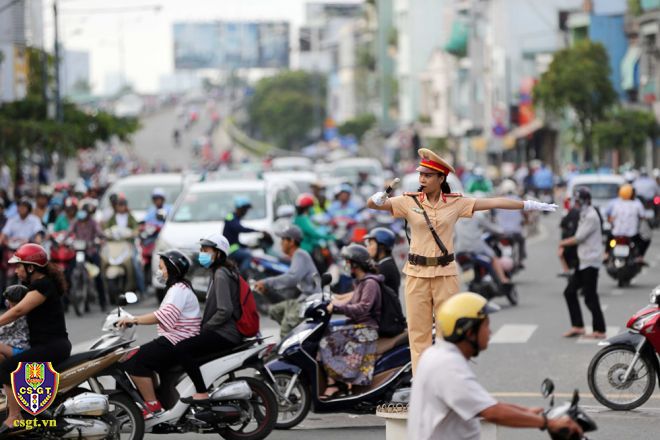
[367,148,557,373]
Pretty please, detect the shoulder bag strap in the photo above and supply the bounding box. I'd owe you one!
[409,195,449,256]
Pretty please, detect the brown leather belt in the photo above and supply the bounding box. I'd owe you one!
[408,253,455,267]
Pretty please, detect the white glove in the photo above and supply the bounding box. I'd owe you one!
[524,200,558,212]
[370,191,388,206]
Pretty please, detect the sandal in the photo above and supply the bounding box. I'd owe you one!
[562,328,585,338]
[319,385,343,401]
[583,332,606,339]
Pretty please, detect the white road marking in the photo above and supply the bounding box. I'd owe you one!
[601,304,609,311]
[576,326,620,344]
[490,324,537,344]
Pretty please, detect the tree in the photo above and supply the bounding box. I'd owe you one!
[533,40,617,163]
[593,107,657,165]
[338,114,376,141]
[247,71,326,149]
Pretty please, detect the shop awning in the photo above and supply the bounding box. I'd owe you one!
[621,45,641,91]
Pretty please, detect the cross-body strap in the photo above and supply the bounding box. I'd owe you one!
[408,195,449,256]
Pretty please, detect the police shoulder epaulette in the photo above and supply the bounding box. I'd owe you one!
[444,193,463,198]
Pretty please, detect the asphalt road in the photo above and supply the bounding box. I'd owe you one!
[64,111,660,439]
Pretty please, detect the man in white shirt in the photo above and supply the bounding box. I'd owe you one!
[609,184,647,261]
[0,199,44,246]
[633,169,658,201]
[409,292,581,440]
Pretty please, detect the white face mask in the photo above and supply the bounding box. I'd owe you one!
[155,269,167,284]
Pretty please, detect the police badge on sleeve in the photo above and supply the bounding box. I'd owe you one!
[10,362,59,415]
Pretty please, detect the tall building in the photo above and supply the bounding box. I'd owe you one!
[0,0,43,102]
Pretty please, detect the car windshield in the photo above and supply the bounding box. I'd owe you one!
[104,182,182,211]
[332,165,380,181]
[171,189,267,222]
[573,183,620,200]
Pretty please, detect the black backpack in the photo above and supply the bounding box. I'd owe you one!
[377,282,407,337]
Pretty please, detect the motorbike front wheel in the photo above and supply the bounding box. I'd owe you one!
[273,373,311,430]
[107,392,145,440]
[218,377,277,440]
[70,264,89,317]
[587,344,656,411]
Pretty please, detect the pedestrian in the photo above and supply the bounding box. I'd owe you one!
[367,148,557,373]
[408,292,582,440]
[559,188,607,339]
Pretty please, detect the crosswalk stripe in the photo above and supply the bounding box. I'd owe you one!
[576,326,620,344]
[490,324,537,344]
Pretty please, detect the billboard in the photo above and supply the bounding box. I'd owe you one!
[173,21,290,70]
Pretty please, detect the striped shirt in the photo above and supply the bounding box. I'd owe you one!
[154,282,201,345]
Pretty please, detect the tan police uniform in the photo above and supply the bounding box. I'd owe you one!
[389,149,476,374]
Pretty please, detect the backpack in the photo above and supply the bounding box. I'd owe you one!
[235,275,260,337]
[377,282,407,337]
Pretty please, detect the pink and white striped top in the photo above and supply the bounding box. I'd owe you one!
[154,282,201,345]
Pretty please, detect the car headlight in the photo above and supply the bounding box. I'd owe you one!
[278,328,315,355]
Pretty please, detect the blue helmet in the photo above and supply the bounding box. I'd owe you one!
[234,196,252,209]
[364,227,396,249]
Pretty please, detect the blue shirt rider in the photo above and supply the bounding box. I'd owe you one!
[326,184,362,221]
[223,196,258,273]
[143,187,172,227]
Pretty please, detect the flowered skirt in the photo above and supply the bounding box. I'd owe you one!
[319,323,379,386]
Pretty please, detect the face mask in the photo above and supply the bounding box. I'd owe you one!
[155,269,167,284]
[76,211,88,220]
[198,252,213,268]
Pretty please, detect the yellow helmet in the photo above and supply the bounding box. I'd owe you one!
[438,292,500,342]
[619,184,634,200]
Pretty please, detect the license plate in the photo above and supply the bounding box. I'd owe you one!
[76,252,86,263]
[613,245,630,258]
[501,247,513,258]
[461,269,475,283]
[645,209,654,218]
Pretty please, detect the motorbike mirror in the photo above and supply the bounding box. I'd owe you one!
[541,379,555,399]
[275,205,295,220]
[124,291,138,304]
[321,273,333,288]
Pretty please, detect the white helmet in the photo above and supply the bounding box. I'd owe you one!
[152,187,166,199]
[199,232,230,256]
[499,179,517,195]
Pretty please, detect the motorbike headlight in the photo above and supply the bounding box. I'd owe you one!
[277,328,315,355]
[632,311,660,331]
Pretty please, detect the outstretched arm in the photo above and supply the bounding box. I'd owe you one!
[474,198,524,212]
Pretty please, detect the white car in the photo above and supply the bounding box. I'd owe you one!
[152,177,298,294]
[271,156,313,172]
[262,171,318,193]
[98,173,196,223]
[564,174,624,214]
[328,158,385,188]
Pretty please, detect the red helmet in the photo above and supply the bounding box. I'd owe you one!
[296,193,315,209]
[9,244,48,267]
[64,197,79,209]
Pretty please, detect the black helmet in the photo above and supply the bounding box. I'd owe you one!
[158,249,191,278]
[575,187,592,204]
[341,244,372,268]
[18,197,33,212]
[3,284,29,304]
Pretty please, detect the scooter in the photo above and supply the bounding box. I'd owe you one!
[604,236,642,287]
[266,274,412,430]
[138,221,162,287]
[587,284,660,411]
[101,226,135,305]
[50,232,76,272]
[455,252,519,306]
[87,294,279,440]
[540,379,597,440]
[69,237,100,317]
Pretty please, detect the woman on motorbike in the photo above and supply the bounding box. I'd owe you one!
[117,249,200,417]
[293,193,334,254]
[320,244,382,400]
[0,244,71,432]
[175,233,242,403]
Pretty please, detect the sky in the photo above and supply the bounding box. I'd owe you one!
[42,0,361,94]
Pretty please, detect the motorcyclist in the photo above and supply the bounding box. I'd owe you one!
[53,197,79,232]
[532,162,554,200]
[0,198,45,246]
[356,171,378,200]
[493,179,527,268]
[608,184,647,262]
[633,167,658,202]
[69,203,107,311]
[454,208,513,289]
[408,292,582,439]
[326,183,362,221]
[105,196,144,294]
[293,193,334,255]
[364,227,400,293]
[310,181,330,215]
[254,226,320,337]
[223,196,261,274]
[144,187,172,227]
[33,188,56,227]
[465,167,493,194]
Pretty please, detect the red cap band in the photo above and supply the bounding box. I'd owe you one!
[419,159,451,174]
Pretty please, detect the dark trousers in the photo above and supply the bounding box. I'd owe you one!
[123,336,177,377]
[563,267,606,333]
[173,330,238,393]
[0,338,71,385]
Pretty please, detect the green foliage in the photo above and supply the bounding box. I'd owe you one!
[533,40,617,162]
[628,0,642,16]
[338,114,377,141]
[593,107,657,162]
[248,70,326,149]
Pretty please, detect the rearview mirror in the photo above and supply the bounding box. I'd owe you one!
[275,205,295,219]
[124,291,138,305]
[321,273,333,287]
[541,378,555,398]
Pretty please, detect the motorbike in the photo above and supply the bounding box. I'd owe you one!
[69,237,99,317]
[604,236,641,287]
[266,274,412,430]
[50,232,76,272]
[88,294,279,440]
[540,379,597,440]
[484,233,521,277]
[641,196,660,229]
[138,221,162,287]
[455,252,519,306]
[587,284,660,411]
[101,226,135,305]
